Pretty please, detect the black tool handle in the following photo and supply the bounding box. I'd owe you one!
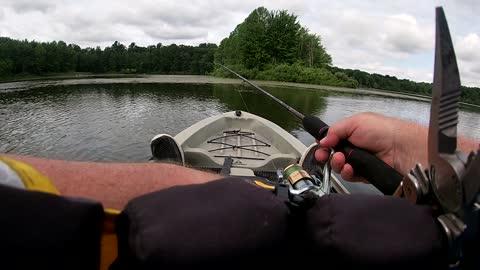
[302,115,402,195]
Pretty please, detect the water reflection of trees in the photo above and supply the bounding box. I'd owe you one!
[87,83,329,134]
[1,83,329,134]
[211,84,327,132]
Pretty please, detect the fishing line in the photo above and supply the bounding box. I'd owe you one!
[237,82,251,113]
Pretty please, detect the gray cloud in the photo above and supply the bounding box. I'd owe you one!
[471,64,480,74]
[143,25,205,41]
[143,4,223,27]
[460,66,480,87]
[383,15,433,54]
[73,27,129,44]
[8,0,55,13]
[106,1,235,41]
[457,33,480,62]
[386,36,424,54]
[304,1,480,85]
[455,33,480,86]
[309,7,433,72]
[55,9,95,29]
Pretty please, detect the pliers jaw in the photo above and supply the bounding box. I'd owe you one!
[394,7,480,266]
[396,7,473,212]
[427,7,480,217]
[427,6,465,215]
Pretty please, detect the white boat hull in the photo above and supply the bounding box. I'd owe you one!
[175,111,306,172]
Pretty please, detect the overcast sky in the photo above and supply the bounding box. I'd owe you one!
[0,0,478,87]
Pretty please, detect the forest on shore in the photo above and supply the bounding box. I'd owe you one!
[0,38,217,75]
[0,7,478,105]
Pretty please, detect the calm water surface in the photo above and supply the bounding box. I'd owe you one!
[1,83,479,162]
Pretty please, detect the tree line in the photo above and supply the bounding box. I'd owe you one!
[0,6,478,105]
[329,66,480,105]
[0,37,217,76]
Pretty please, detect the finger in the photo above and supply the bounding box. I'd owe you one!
[320,117,358,148]
[328,117,357,140]
[340,163,368,183]
[330,152,346,173]
[319,132,339,148]
[314,148,330,162]
[340,163,354,181]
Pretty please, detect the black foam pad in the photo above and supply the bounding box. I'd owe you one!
[0,184,104,270]
[111,178,296,269]
[303,194,448,269]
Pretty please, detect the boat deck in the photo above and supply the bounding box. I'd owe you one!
[184,128,299,172]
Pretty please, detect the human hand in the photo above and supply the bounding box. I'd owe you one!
[315,112,429,182]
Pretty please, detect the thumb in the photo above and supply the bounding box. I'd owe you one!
[319,117,357,148]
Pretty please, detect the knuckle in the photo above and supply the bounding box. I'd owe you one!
[357,112,379,121]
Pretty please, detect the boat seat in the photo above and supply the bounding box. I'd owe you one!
[183,147,217,168]
[230,167,256,177]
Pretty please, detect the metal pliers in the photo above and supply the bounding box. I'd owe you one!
[394,7,480,266]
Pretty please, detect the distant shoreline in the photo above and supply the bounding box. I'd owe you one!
[1,74,479,109]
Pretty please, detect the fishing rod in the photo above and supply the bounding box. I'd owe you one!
[220,65,305,120]
[219,63,403,195]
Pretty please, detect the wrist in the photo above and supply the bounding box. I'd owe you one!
[457,136,478,153]
[394,121,429,176]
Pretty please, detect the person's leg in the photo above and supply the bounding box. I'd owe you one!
[4,155,221,210]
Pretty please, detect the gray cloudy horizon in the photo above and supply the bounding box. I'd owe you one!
[1,0,479,87]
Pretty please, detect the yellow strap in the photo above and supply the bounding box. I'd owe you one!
[0,156,59,195]
[254,180,275,190]
[101,208,120,270]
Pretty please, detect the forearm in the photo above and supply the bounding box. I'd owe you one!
[395,122,478,176]
[458,135,479,153]
[3,154,221,209]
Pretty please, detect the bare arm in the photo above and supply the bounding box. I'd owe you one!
[4,154,221,210]
[395,120,478,176]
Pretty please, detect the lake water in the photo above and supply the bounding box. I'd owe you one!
[1,82,479,162]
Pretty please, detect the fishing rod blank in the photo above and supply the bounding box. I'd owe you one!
[220,64,402,195]
[220,65,305,120]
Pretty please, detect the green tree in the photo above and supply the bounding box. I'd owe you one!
[0,37,217,76]
[45,41,60,72]
[265,10,301,65]
[215,7,331,70]
[298,27,332,67]
[33,43,47,73]
[238,7,270,69]
[0,59,13,74]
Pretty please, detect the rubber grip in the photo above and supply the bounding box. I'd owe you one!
[302,115,402,195]
[303,115,329,140]
[339,142,403,195]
